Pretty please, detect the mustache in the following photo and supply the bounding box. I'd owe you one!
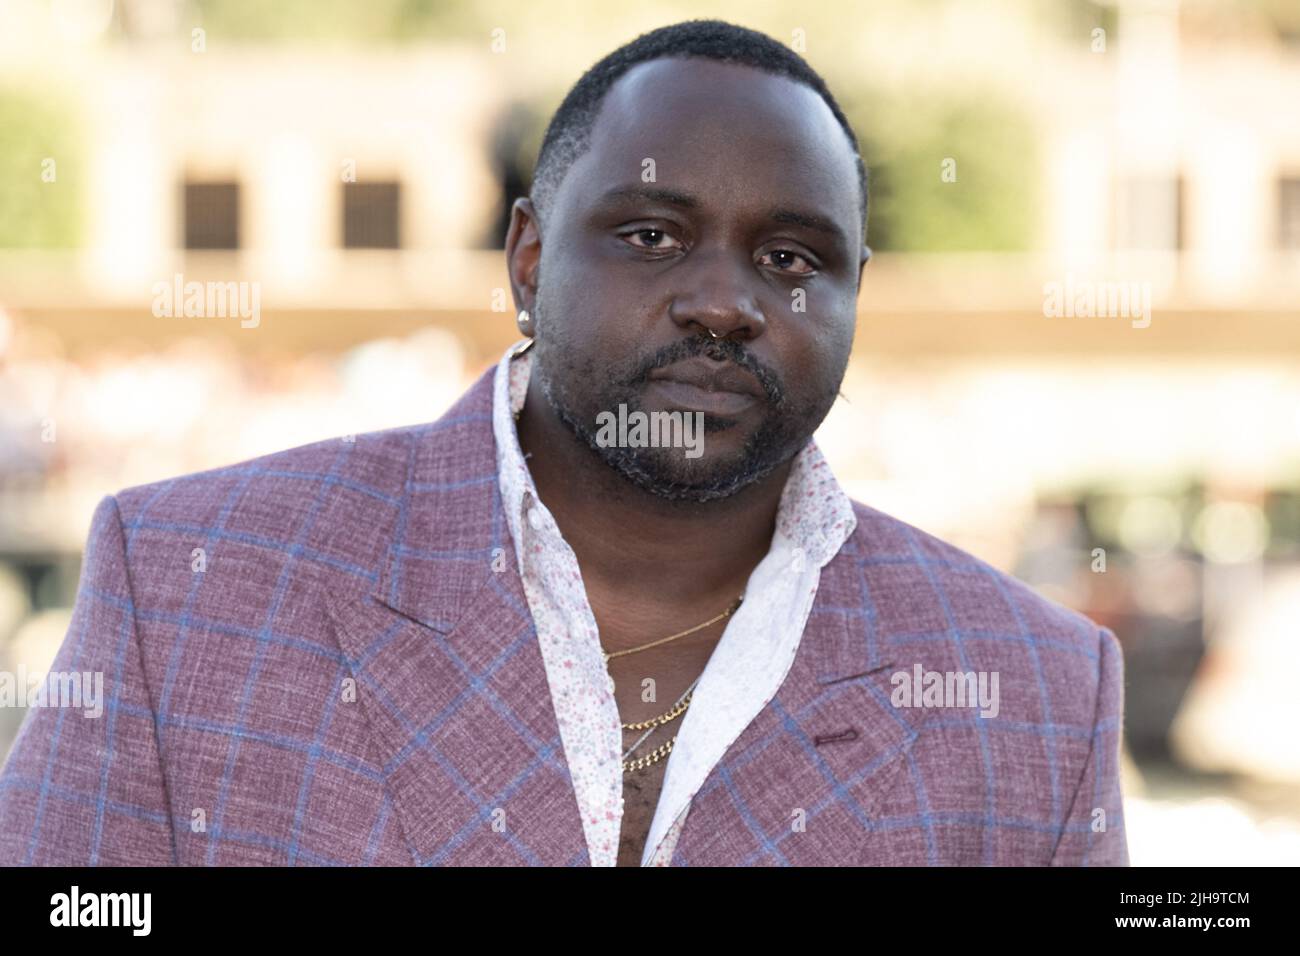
[627,336,785,406]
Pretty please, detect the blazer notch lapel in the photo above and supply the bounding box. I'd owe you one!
[670,548,920,864]
[323,546,588,865]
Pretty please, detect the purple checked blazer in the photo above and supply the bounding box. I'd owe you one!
[0,365,1128,866]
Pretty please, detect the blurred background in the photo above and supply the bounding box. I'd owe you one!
[1,0,1299,865]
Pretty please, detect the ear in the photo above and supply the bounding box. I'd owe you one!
[505,197,543,316]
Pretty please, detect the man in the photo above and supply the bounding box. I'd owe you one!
[0,19,1127,866]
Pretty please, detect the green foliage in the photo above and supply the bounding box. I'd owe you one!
[0,90,81,248]
[845,89,1040,253]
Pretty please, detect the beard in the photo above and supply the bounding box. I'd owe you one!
[529,311,840,503]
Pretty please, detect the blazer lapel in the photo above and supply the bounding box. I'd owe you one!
[670,536,920,865]
[324,371,589,866]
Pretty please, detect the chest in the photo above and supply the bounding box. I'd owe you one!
[609,656,694,867]
[617,756,670,866]
[597,607,738,866]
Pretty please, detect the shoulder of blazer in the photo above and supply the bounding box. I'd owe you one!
[837,497,1113,716]
[108,366,500,617]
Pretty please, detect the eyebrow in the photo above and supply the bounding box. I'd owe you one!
[593,184,848,245]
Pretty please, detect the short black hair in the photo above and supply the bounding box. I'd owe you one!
[529,19,868,244]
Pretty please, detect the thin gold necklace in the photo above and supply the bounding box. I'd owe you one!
[602,594,743,666]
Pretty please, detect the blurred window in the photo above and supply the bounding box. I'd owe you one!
[1114,176,1183,250]
[183,181,240,250]
[342,182,401,249]
[1278,177,1300,249]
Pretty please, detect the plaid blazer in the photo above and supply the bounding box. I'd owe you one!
[0,365,1128,866]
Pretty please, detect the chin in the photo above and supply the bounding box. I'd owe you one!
[601,446,788,503]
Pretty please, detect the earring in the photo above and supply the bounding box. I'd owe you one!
[513,308,535,356]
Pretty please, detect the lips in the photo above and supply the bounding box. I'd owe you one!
[646,357,765,399]
[644,357,765,416]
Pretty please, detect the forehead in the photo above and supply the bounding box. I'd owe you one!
[558,57,860,234]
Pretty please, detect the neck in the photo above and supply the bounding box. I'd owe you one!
[515,374,791,606]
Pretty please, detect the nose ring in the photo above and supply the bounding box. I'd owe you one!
[706,328,723,340]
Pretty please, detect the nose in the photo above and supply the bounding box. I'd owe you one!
[666,247,767,342]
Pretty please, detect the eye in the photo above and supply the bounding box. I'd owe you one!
[619,228,683,251]
[759,248,817,275]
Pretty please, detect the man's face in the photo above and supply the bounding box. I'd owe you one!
[524,56,867,502]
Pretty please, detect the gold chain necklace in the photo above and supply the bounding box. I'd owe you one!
[610,596,743,770]
[622,690,693,731]
[608,597,743,773]
[623,735,676,774]
[622,677,701,773]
